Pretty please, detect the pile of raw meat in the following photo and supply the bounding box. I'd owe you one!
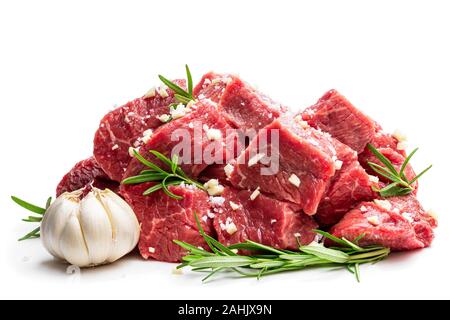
[56,71,437,262]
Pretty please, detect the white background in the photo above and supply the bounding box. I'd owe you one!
[1,0,449,300]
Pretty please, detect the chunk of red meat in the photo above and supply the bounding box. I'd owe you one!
[124,100,241,180]
[121,183,214,262]
[56,157,118,196]
[301,89,376,153]
[93,80,185,182]
[229,116,336,215]
[194,72,287,131]
[211,187,318,250]
[315,162,376,227]
[329,195,436,251]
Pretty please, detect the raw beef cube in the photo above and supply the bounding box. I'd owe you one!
[194,72,287,131]
[93,80,185,182]
[211,187,318,250]
[124,99,241,180]
[301,89,376,153]
[315,161,375,226]
[121,183,214,262]
[329,195,436,251]
[229,116,336,215]
[56,157,118,196]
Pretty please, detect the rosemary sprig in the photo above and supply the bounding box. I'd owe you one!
[159,64,194,105]
[367,144,432,197]
[122,149,205,199]
[11,196,52,241]
[174,214,390,282]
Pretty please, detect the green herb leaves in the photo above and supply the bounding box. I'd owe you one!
[11,196,51,241]
[122,149,205,199]
[367,144,432,197]
[299,244,349,263]
[174,214,390,282]
[159,65,194,105]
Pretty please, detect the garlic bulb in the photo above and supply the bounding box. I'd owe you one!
[41,188,140,267]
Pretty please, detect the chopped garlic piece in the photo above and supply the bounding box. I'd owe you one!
[360,205,368,212]
[170,103,188,119]
[334,160,343,170]
[368,175,380,183]
[209,185,224,196]
[271,219,277,224]
[204,179,224,196]
[230,249,239,254]
[206,128,222,141]
[250,187,261,201]
[374,199,392,211]
[248,153,265,167]
[226,222,238,235]
[111,144,119,151]
[294,233,301,238]
[367,216,380,226]
[148,247,156,253]
[144,86,156,98]
[224,163,234,178]
[393,129,408,142]
[157,114,171,123]
[288,174,301,187]
[229,201,240,210]
[157,85,169,98]
[141,129,153,144]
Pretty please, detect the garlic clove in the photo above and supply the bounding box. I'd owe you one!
[41,193,81,259]
[59,214,90,267]
[99,189,140,263]
[79,190,113,265]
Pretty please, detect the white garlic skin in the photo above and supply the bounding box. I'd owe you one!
[41,188,140,267]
